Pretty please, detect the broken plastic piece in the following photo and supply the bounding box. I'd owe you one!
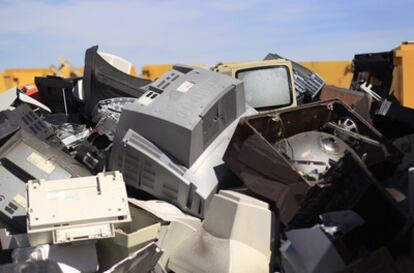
[167,190,272,273]
[0,88,51,113]
[281,226,346,273]
[96,200,162,271]
[127,199,201,271]
[128,199,201,229]
[98,198,201,271]
[18,93,52,113]
[12,244,98,273]
[104,242,162,273]
[0,260,63,273]
[26,171,131,245]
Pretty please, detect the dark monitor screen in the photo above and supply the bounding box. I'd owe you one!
[236,66,293,110]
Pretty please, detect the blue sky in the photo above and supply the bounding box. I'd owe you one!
[1,0,413,72]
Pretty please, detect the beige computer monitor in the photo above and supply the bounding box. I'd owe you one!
[214,60,297,111]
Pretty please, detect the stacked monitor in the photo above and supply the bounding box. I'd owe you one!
[110,65,251,217]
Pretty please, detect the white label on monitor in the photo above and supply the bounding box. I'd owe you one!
[176,81,194,93]
[27,152,56,174]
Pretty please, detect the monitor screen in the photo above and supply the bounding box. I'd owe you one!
[236,66,293,110]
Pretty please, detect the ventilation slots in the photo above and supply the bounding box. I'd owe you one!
[162,181,178,201]
[122,150,140,186]
[141,162,155,189]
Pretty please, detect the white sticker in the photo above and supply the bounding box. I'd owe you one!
[47,191,78,201]
[27,152,56,174]
[176,81,194,93]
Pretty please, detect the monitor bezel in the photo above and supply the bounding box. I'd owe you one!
[235,65,294,111]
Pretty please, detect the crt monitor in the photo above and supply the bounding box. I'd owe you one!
[82,46,151,117]
[112,64,246,168]
[213,60,297,112]
[236,66,293,110]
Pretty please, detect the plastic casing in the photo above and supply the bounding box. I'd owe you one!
[168,190,272,273]
[214,59,297,111]
[110,107,256,218]
[97,199,201,271]
[112,64,246,168]
[0,130,90,231]
[26,171,131,245]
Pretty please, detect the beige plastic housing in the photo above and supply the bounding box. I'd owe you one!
[26,171,131,245]
[128,200,201,269]
[103,242,162,273]
[128,200,201,230]
[97,202,161,271]
[98,52,133,74]
[97,199,201,271]
[214,59,297,111]
[167,190,272,273]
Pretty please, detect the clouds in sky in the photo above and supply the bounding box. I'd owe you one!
[0,0,413,71]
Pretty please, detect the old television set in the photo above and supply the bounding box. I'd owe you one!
[110,65,254,217]
[213,60,297,111]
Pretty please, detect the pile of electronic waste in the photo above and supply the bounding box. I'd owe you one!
[1,45,414,273]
